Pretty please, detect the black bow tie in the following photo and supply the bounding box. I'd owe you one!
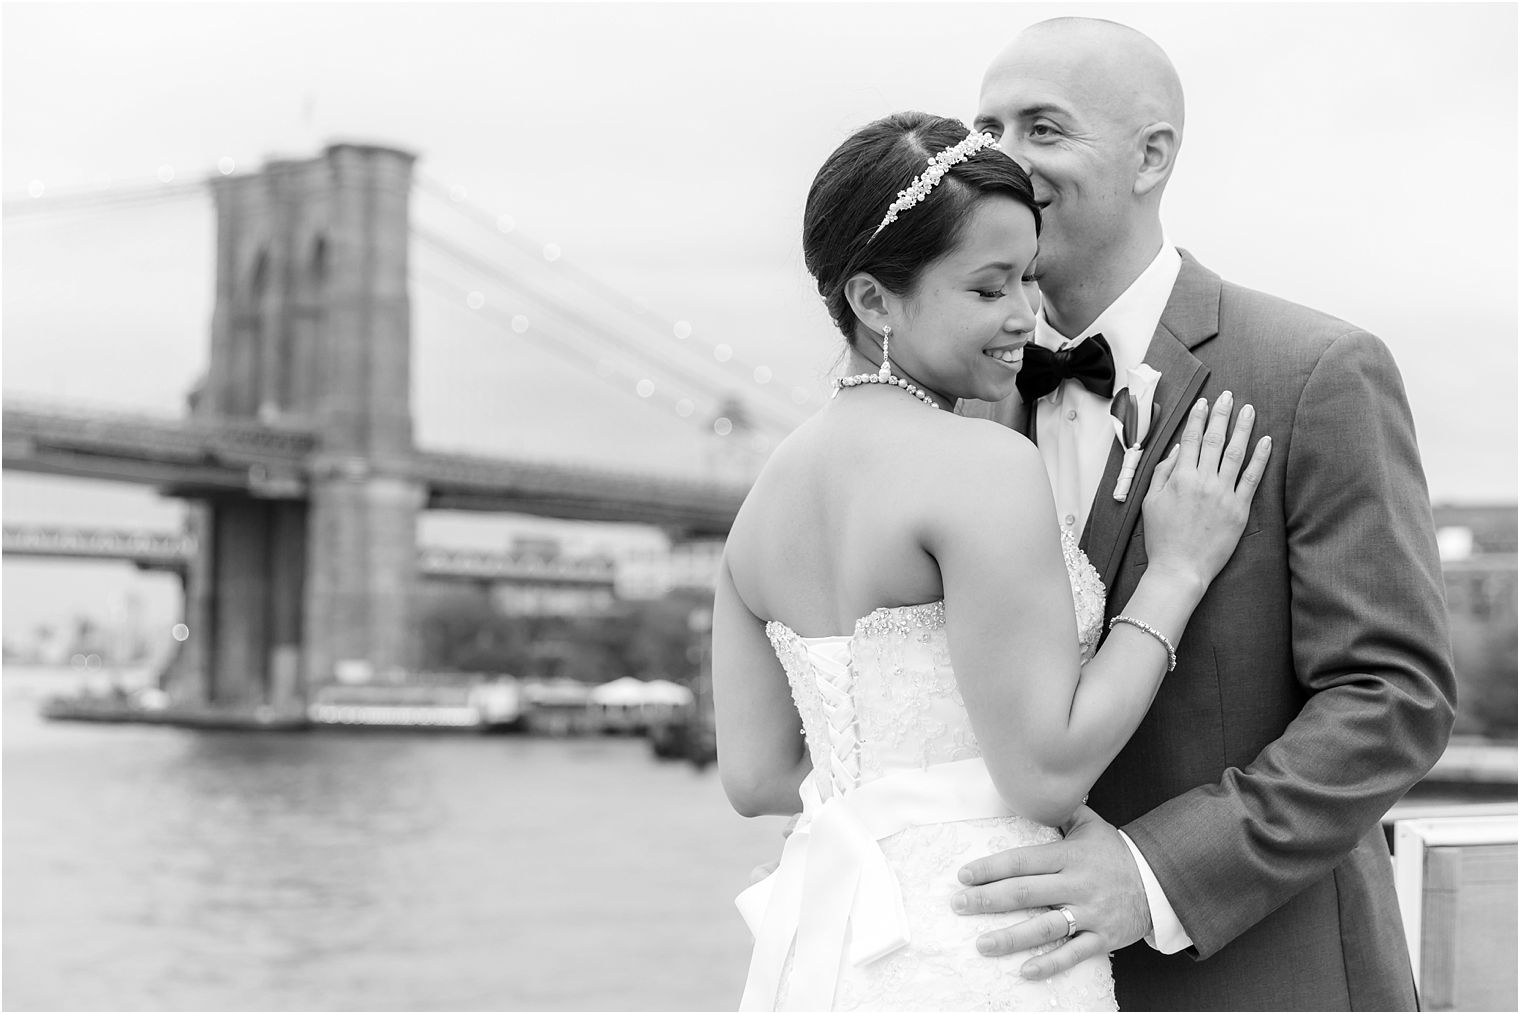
[1015,333,1116,402]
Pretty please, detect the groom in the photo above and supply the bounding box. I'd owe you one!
[957,18,1456,1011]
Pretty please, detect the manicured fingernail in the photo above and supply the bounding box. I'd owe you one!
[1220,390,1233,403]
[1195,398,1206,409]
[952,892,970,913]
[1241,404,1254,418]
[958,867,974,885]
[977,936,998,955]
[1020,963,1038,978]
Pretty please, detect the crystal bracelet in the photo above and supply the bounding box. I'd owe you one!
[1109,615,1177,672]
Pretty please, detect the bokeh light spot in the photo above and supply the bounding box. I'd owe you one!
[466,291,485,310]
[673,321,692,340]
[511,315,530,333]
[496,213,516,233]
[753,366,773,384]
[543,243,562,261]
[27,180,44,198]
[156,164,175,183]
[714,344,733,363]
[172,624,190,642]
[636,379,656,398]
[675,399,694,418]
[217,156,236,175]
[713,417,733,436]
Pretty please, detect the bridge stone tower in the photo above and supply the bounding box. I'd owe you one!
[170,143,422,708]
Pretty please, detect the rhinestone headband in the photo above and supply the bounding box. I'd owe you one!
[869,130,998,241]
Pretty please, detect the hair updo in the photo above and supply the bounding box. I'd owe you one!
[803,112,1040,344]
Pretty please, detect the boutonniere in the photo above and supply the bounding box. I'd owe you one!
[1110,364,1162,502]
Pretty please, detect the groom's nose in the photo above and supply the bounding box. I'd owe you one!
[997,140,1033,178]
[995,136,1033,173]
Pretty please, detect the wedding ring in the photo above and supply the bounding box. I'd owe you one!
[1056,905,1077,940]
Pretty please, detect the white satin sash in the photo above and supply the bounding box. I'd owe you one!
[736,758,1016,1011]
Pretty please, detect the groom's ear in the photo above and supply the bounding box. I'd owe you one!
[843,272,894,333]
[1133,121,1180,197]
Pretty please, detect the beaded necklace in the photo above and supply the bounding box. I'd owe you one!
[828,325,942,410]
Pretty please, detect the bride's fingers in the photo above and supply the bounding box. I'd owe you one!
[1148,443,1180,493]
[1176,398,1208,468]
[1019,931,1109,981]
[1196,391,1233,474]
[1235,435,1272,500]
[1217,403,1255,486]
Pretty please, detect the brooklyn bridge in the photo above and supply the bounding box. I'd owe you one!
[2,142,799,712]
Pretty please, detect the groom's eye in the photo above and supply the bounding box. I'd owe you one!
[1028,122,1059,139]
[976,289,1006,299]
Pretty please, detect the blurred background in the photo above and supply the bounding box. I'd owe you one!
[3,3,1515,1011]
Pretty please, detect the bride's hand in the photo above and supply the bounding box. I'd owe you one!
[1141,393,1271,590]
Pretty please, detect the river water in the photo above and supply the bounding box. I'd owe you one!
[2,667,787,1011]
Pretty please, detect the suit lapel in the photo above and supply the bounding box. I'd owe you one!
[1080,251,1222,593]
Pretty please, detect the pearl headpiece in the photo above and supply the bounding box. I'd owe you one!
[869,130,998,241]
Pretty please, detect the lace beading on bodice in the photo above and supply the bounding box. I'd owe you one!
[766,527,1106,798]
[749,529,1114,1011]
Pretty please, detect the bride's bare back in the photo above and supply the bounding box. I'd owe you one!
[724,387,1056,639]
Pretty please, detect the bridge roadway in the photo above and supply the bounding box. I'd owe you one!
[1,524,617,586]
[2,403,748,536]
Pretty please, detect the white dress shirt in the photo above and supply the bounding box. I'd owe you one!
[1033,243,1181,540]
[1030,242,1193,954]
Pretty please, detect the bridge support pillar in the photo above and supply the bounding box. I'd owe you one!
[162,505,213,705]
[303,464,424,686]
[165,498,309,709]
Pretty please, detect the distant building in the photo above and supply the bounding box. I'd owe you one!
[1433,504,1517,558]
[1432,504,1517,742]
[617,540,725,600]
[490,584,616,617]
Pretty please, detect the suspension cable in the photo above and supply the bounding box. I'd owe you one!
[412,174,819,417]
[412,264,778,442]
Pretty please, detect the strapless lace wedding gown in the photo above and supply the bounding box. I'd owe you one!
[736,529,1116,1012]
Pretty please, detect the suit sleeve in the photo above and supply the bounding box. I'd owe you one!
[1121,329,1458,958]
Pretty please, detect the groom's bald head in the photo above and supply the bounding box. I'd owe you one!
[985,19,1185,143]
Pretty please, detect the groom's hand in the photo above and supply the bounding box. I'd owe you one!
[953,806,1152,979]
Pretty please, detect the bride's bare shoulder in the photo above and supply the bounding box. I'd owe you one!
[920,412,1042,475]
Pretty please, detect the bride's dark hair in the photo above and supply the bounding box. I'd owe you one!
[803,112,1040,345]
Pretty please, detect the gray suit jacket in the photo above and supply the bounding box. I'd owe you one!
[966,251,1457,1011]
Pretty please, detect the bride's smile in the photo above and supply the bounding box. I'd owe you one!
[982,342,1026,369]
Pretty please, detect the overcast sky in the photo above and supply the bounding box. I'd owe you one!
[3,1,1516,643]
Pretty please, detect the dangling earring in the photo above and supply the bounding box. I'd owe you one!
[829,322,939,409]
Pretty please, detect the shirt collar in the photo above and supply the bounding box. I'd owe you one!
[1034,242,1183,383]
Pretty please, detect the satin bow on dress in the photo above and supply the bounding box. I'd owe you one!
[735,637,1018,1012]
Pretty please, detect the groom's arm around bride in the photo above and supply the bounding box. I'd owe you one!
[955,19,1457,1012]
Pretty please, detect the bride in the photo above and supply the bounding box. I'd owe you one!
[711,112,1271,1012]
